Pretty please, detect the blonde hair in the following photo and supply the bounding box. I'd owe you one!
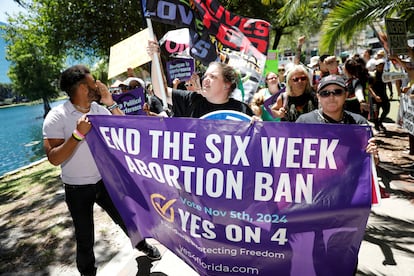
[285,64,312,95]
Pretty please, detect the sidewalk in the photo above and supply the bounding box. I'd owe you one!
[98,100,414,276]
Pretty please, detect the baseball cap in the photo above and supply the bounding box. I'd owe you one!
[317,74,346,92]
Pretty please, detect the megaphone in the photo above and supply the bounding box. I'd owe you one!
[382,72,408,83]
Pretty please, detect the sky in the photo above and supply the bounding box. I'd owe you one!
[0,0,27,23]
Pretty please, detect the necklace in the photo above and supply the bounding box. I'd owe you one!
[317,109,345,124]
[72,103,90,112]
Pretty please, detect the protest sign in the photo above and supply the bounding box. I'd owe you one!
[108,29,151,79]
[166,58,195,85]
[111,88,146,115]
[264,50,279,76]
[400,91,414,136]
[142,0,270,103]
[86,116,372,276]
[263,87,285,119]
[385,18,408,56]
[159,28,191,58]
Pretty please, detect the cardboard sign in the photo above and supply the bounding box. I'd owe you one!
[108,29,151,79]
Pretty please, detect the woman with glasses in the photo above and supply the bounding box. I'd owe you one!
[271,64,317,122]
[250,71,285,121]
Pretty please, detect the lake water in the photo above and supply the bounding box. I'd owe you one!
[0,99,66,176]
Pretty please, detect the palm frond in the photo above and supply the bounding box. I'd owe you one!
[319,0,410,53]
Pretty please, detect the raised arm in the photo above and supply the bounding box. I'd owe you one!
[147,40,173,106]
[294,36,306,65]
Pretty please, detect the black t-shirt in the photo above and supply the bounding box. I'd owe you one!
[280,91,318,122]
[172,89,254,118]
[148,95,164,114]
[370,72,387,100]
[296,109,368,125]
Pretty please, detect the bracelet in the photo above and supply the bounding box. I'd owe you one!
[72,132,83,142]
[107,102,119,111]
[73,129,85,139]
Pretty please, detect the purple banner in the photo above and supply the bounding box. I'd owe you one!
[263,87,285,118]
[86,116,372,276]
[112,88,146,115]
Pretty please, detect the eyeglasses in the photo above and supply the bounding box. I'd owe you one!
[278,69,285,72]
[292,76,307,82]
[121,85,141,90]
[319,89,345,97]
[266,76,278,81]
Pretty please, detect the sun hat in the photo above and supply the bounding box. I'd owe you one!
[375,59,385,66]
[123,77,145,88]
[307,56,320,68]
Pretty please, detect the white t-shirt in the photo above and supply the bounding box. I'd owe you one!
[43,101,110,185]
[366,58,376,72]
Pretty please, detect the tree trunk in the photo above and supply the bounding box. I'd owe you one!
[271,28,284,50]
[43,98,51,118]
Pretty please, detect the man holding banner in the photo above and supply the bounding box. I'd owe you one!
[42,65,161,276]
[296,74,379,164]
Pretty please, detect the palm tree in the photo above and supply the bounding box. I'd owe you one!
[319,0,414,53]
[279,0,413,53]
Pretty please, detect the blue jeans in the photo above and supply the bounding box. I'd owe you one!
[64,180,127,275]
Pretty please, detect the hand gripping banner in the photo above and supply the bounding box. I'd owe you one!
[86,115,372,276]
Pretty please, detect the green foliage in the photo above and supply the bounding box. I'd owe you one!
[3,5,64,109]
[0,83,13,100]
[319,0,414,53]
[36,0,146,58]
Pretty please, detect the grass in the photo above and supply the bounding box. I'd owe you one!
[0,160,60,196]
[0,160,125,274]
[0,95,68,110]
[0,161,72,274]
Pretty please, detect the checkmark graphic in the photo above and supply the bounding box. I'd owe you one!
[150,194,177,223]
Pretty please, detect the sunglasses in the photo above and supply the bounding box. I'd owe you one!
[319,89,345,97]
[185,83,193,87]
[292,76,307,82]
[266,76,278,81]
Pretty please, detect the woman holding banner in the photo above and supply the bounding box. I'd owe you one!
[147,40,254,118]
[250,71,284,121]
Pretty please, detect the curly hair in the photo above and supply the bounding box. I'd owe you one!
[59,65,91,97]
